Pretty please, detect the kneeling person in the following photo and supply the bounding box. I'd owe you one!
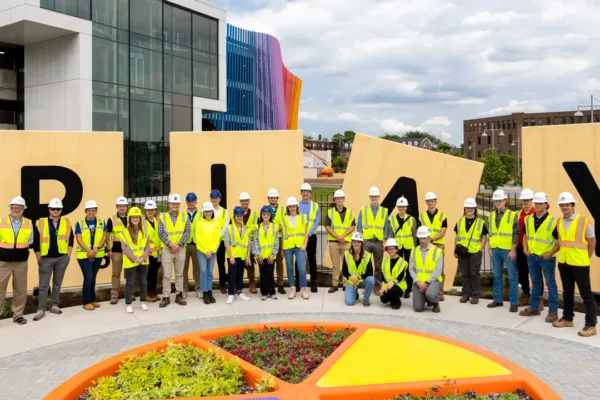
[380,238,408,309]
[343,232,374,307]
[410,226,443,313]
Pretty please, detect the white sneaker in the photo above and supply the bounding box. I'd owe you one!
[238,293,250,301]
[226,295,235,304]
[261,296,267,301]
[301,288,309,300]
[268,294,278,300]
[140,303,149,311]
[126,306,134,314]
[196,290,203,299]
[288,288,296,300]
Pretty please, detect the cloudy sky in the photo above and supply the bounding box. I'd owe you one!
[210,0,600,145]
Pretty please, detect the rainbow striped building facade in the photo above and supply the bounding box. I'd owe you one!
[205,24,302,131]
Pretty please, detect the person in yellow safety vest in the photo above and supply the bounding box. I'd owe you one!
[0,196,33,325]
[74,200,108,311]
[195,202,222,305]
[210,189,229,294]
[143,200,161,302]
[420,192,447,301]
[380,238,409,310]
[519,192,560,322]
[552,191,597,337]
[487,189,520,312]
[409,226,443,313]
[516,188,538,307]
[454,198,488,305]
[238,192,259,294]
[325,190,356,293]
[119,207,151,314]
[106,196,129,305]
[32,198,74,321]
[343,232,375,307]
[282,197,309,300]
[388,196,418,299]
[267,188,287,295]
[225,206,252,304]
[183,192,200,299]
[157,193,191,308]
[252,205,280,300]
[298,183,320,293]
[357,187,389,296]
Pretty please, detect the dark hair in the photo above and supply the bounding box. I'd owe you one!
[351,241,365,259]
[257,211,272,224]
[285,205,298,215]
[463,208,479,218]
[202,210,215,220]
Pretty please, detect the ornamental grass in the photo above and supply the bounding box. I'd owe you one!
[393,388,532,399]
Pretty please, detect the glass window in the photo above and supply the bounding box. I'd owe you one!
[193,61,211,98]
[93,37,117,83]
[93,95,118,131]
[131,33,162,51]
[55,0,78,17]
[562,117,567,124]
[163,4,173,43]
[570,116,575,123]
[118,44,128,85]
[164,54,173,93]
[523,119,528,127]
[477,136,481,145]
[553,117,559,124]
[538,118,543,125]
[530,118,536,126]
[508,134,512,143]
[41,0,55,10]
[173,106,192,132]
[509,150,512,155]
[545,117,551,125]
[193,14,211,53]
[130,46,162,91]
[130,0,162,39]
[468,151,472,159]
[78,0,90,19]
[487,136,491,145]
[512,119,516,129]
[210,19,218,54]
[502,120,506,130]
[498,136,502,144]
[477,151,481,158]
[468,137,472,145]
[210,64,218,99]
[173,7,191,48]
[131,100,163,142]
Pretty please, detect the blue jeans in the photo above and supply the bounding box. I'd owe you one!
[197,251,216,292]
[345,276,375,305]
[78,258,101,305]
[284,248,306,288]
[528,255,558,313]
[491,248,518,305]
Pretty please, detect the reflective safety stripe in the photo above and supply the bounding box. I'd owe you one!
[229,224,250,259]
[361,205,388,241]
[489,210,515,250]
[344,250,372,283]
[557,215,590,266]
[111,213,126,242]
[37,217,72,256]
[282,214,307,250]
[327,208,355,242]
[389,214,415,249]
[456,217,484,253]
[159,212,188,247]
[75,218,106,259]
[0,217,33,249]
[382,256,408,291]
[419,212,446,245]
[412,247,443,283]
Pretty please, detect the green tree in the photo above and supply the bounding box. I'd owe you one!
[403,130,443,147]
[304,135,313,140]
[380,134,402,141]
[499,154,517,176]
[332,156,348,173]
[331,133,344,157]
[343,130,356,143]
[480,149,510,191]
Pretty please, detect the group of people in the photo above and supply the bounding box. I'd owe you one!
[0,185,596,338]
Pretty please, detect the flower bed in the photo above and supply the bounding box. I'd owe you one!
[214,326,355,384]
[392,389,532,399]
[78,343,272,400]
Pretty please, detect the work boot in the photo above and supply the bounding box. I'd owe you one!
[538,301,544,312]
[159,297,171,308]
[438,292,445,301]
[391,301,401,310]
[432,303,441,313]
[278,285,286,295]
[460,296,469,303]
[301,288,309,300]
[83,304,95,311]
[207,291,216,303]
[426,300,432,307]
[311,281,318,293]
[487,301,503,308]
[545,312,558,323]
[519,307,540,317]
[220,286,227,294]
[470,297,479,304]
[552,318,574,328]
[328,287,338,293]
[578,325,597,337]
[203,292,211,304]
[146,293,158,303]
[373,285,381,296]
[509,305,518,313]
[363,299,370,307]
[110,296,118,305]
[403,292,410,299]
[288,288,297,299]
[249,281,258,294]
[518,293,530,306]
[92,302,101,308]
[175,293,187,306]
[33,311,45,321]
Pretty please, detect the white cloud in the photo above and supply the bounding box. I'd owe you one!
[479,100,546,116]
[423,116,453,126]
[337,112,361,122]
[461,11,522,25]
[298,111,319,121]
[440,131,453,140]
[380,119,418,133]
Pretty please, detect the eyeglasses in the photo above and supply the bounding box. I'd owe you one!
[49,208,61,212]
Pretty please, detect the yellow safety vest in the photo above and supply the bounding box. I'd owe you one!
[271,206,284,226]
[344,250,372,283]
[37,217,72,256]
[558,215,591,267]
[238,209,258,239]
[257,222,277,259]
[489,210,516,250]
[382,256,408,291]
[456,217,485,253]
[327,208,355,242]
[159,212,188,248]
[186,210,199,245]
[412,246,442,283]
[144,217,161,257]
[75,218,106,259]
[119,228,149,269]
[0,216,33,250]
[301,200,319,232]
[389,214,416,249]
[360,205,388,241]
[282,214,307,250]
[419,211,447,245]
[110,213,127,243]
[228,224,250,259]
[215,207,228,241]
[525,214,557,257]
[195,218,221,254]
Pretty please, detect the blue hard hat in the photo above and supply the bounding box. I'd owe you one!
[210,189,221,199]
[260,205,272,214]
[233,206,244,216]
[186,192,197,202]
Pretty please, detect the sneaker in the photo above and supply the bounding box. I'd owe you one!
[140,303,148,311]
[311,283,318,293]
[226,295,235,304]
[110,297,118,305]
[182,291,188,299]
[288,288,297,299]
[207,291,216,303]
[159,297,170,308]
[460,296,469,303]
[391,302,401,310]
[301,288,309,300]
[203,293,211,305]
[13,316,27,325]
[126,306,134,314]
[487,301,503,308]
[238,293,250,301]
[83,304,95,311]
[261,295,267,301]
[519,308,540,317]
[432,303,441,313]
[269,294,278,300]
[552,318,574,328]
[578,325,597,337]
[545,312,559,323]
[196,289,203,299]
[33,311,45,321]
[470,297,479,304]
[50,306,62,314]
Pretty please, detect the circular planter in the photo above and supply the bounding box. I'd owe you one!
[45,322,560,400]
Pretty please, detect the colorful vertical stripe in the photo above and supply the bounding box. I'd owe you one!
[205,24,302,131]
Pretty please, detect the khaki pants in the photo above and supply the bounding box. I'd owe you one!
[110,252,123,299]
[183,243,200,293]
[275,236,284,286]
[329,241,351,286]
[433,243,445,296]
[162,246,186,296]
[0,261,28,319]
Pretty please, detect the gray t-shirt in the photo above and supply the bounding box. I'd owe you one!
[561,213,595,239]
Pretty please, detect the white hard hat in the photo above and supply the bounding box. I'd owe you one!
[385,238,398,248]
[532,192,549,204]
[417,226,431,238]
[168,193,182,203]
[334,189,345,198]
[85,200,98,209]
[9,196,27,209]
[300,183,312,191]
[519,188,534,200]
[351,232,363,242]
[48,198,63,208]
[144,200,157,210]
[396,197,409,207]
[286,196,298,206]
[492,189,507,201]
[239,192,251,201]
[557,192,577,204]
[369,187,380,196]
[202,202,214,212]
[463,198,477,208]
[424,192,437,201]
[267,188,279,198]
[116,196,128,206]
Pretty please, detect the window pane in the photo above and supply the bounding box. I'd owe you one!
[93,81,117,97]
[131,100,163,142]
[210,64,218,99]
[117,0,128,30]
[92,0,116,26]
[118,44,128,85]
[131,33,162,51]
[173,106,191,132]
[120,99,129,139]
[173,94,191,107]
[93,23,117,40]
[193,14,210,52]
[130,0,162,39]
[93,37,117,83]
[163,4,173,43]
[78,0,90,19]
[55,0,78,16]
[210,19,218,54]
[93,95,118,131]
[193,61,210,98]
[130,46,162,90]
[173,44,192,59]
[173,56,191,95]
[130,87,163,103]
[164,54,173,93]
[41,0,55,10]
[173,7,191,47]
